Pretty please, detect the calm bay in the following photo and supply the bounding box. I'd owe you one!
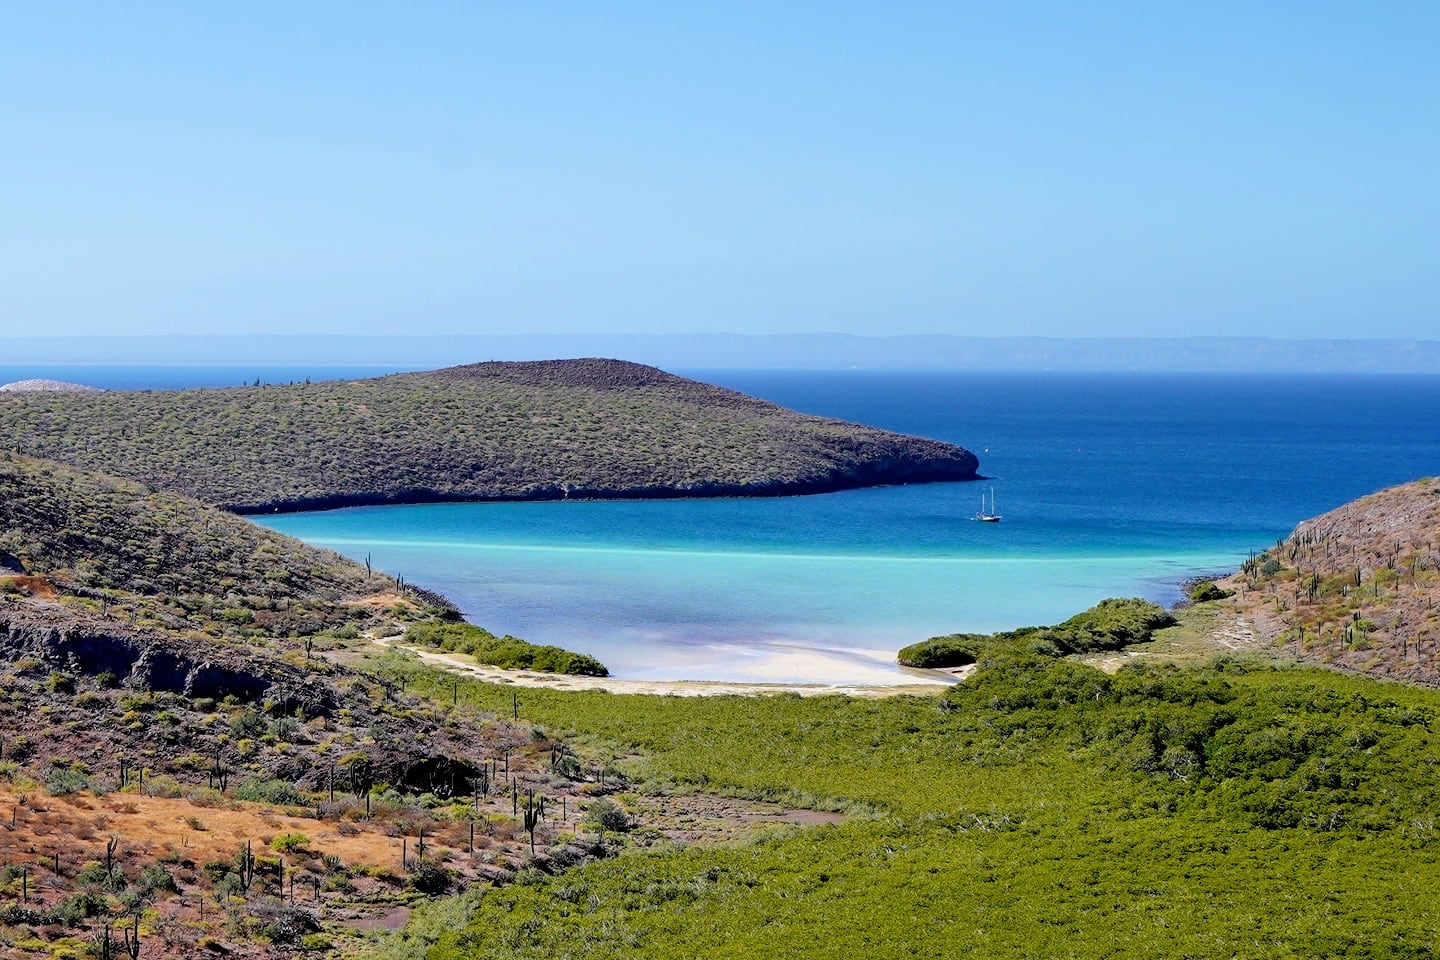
[6,364,1436,684]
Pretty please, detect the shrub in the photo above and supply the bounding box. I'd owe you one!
[1048,598,1175,653]
[233,777,306,806]
[897,598,1175,669]
[49,892,109,924]
[271,716,301,740]
[3,735,35,762]
[897,635,980,669]
[586,797,631,833]
[46,764,92,796]
[408,858,453,895]
[74,862,126,892]
[201,859,231,883]
[230,709,268,738]
[1189,581,1233,602]
[271,832,310,853]
[403,622,608,676]
[250,900,321,945]
[138,863,178,895]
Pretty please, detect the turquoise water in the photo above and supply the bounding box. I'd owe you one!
[10,363,1434,684]
[255,372,1440,684]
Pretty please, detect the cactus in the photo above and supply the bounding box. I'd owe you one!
[475,765,491,799]
[209,747,229,791]
[523,790,543,855]
[549,743,579,777]
[121,912,141,959]
[96,926,115,960]
[237,839,256,892]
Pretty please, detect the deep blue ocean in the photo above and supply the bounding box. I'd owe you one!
[5,364,1438,684]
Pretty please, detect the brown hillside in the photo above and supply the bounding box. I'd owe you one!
[1214,476,1440,684]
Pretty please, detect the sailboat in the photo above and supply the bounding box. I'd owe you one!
[974,487,1001,522]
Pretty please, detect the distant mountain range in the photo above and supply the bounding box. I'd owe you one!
[3,333,1439,372]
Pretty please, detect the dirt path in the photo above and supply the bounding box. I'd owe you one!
[1213,617,1261,649]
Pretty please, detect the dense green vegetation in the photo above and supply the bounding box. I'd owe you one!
[361,651,1440,959]
[897,597,1174,668]
[404,622,609,676]
[0,359,978,512]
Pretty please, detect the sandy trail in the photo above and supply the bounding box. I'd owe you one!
[1213,617,1260,649]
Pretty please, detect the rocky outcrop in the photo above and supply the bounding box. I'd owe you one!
[0,603,514,794]
[0,608,335,715]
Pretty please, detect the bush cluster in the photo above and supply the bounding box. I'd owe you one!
[405,622,608,677]
[898,598,1175,668]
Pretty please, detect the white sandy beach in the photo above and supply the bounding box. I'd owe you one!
[370,634,961,698]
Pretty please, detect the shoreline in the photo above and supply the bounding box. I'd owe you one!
[367,634,962,698]
[224,471,983,516]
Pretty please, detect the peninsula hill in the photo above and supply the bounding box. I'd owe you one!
[0,359,979,513]
[1209,475,1440,685]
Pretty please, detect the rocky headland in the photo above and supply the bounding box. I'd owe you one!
[1208,476,1440,684]
[0,359,979,513]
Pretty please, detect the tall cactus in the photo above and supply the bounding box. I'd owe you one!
[121,912,141,959]
[237,839,256,892]
[523,789,543,855]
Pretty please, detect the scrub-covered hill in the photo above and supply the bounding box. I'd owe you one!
[0,359,980,512]
[0,454,622,956]
[1210,475,1440,684]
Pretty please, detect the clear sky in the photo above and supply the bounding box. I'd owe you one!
[3,3,1436,339]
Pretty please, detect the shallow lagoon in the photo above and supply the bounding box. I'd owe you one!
[260,372,1440,684]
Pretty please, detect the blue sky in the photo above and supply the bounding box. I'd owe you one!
[2,3,1436,339]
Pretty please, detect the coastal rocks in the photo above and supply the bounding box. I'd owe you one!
[0,609,336,716]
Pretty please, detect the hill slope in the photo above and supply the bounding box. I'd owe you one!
[1214,476,1440,683]
[0,454,627,955]
[0,359,979,512]
[0,452,381,621]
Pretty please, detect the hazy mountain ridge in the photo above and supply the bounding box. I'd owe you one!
[4,334,1438,372]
